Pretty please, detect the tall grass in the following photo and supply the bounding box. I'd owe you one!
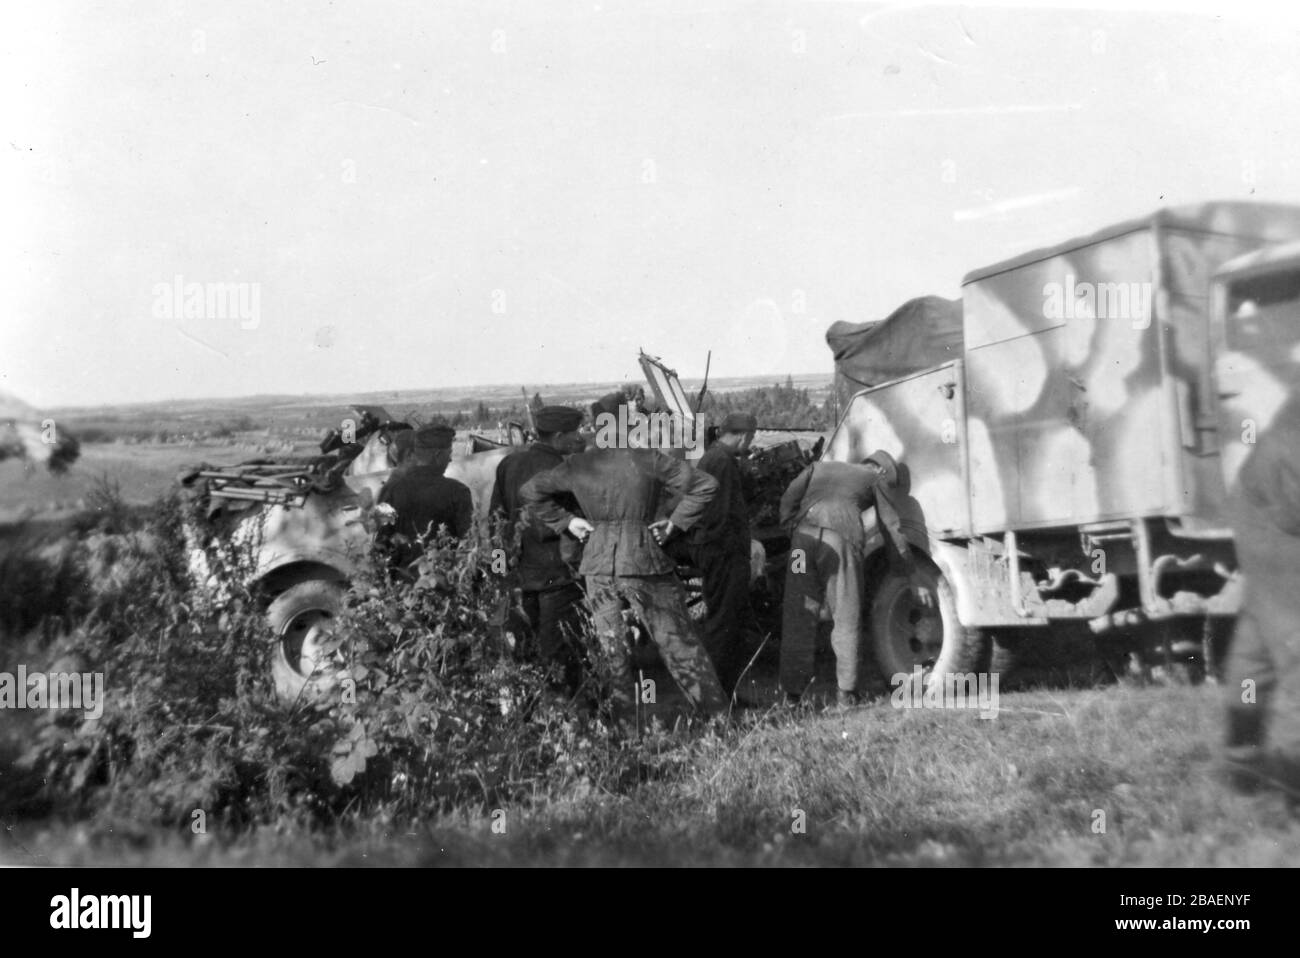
[3,485,1296,866]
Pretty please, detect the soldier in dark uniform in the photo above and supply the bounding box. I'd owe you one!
[490,405,587,692]
[376,423,473,572]
[689,411,761,699]
[522,407,727,718]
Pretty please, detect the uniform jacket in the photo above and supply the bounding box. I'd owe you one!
[779,460,913,567]
[689,442,752,552]
[489,441,581,591]
[1237,397,1300,537]
[522,447,718,576]
[378,465,473,540]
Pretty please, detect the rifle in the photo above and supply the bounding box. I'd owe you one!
[695,350,711,413]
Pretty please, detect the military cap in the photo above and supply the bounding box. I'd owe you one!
[720,412,758,434]
[590,392,625,421]
[535,405,584,434]
[414,423,456,450]
[863,449,899,487]
[391,429,416,455]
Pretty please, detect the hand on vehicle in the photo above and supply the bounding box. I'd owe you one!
[647,518,676,545]
[568,517,594,541]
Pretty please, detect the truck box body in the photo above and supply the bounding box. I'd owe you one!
[828,202,1300,542]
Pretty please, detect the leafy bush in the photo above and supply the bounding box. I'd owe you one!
[0,533,87,638]
[13,490,676,837]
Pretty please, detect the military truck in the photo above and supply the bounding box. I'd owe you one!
[822,202,1300,685]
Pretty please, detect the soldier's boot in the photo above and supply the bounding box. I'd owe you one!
[1221,705,1269,795]
[835,688,861,710]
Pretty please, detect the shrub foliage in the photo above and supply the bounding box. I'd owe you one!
[12,490,676,835]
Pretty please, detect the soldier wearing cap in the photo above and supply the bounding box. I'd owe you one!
[490,405,588,692]
[777,449,932,708]
[687,410,761,700]
[521,404,728,719]
[377,423,473,569]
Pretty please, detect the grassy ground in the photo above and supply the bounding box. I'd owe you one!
[2,433,1292,867]
[4,681,1295,867]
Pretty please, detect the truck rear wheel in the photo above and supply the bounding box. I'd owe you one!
[267,579,346,702]
[986,623,1106,689]
[868,553,991,689]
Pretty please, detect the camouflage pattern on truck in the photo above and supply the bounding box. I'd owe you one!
[823,201,1300,648]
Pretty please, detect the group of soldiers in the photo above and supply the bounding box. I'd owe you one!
[375,398,926,720]
[368,393,1300,802]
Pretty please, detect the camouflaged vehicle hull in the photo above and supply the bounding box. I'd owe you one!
[188,486,371,593]
[825,202,1300,638]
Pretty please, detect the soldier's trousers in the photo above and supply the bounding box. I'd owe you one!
[780,523,865,696]
[1222,505,1300,763]
[521,581,585,693]
[692,541,758,695]
[584,573,727,714]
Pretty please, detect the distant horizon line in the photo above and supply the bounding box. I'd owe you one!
[42,368,835,414]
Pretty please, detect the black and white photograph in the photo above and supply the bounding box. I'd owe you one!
[1,0,1297,900]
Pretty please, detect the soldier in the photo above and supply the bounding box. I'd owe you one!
[777,450,931,708]
[521,406,727,719]
[688,411,761,700]
[376,423,473,571]
[1220,392,1300,797]
[590,385,647,423]
[490,405,588,693]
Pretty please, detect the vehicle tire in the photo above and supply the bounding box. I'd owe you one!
[987,623,1102,690]
[990,632,1022,677]
[267,579,346,702]
[868,552,992,689]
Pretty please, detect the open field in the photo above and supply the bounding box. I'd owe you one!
[5,373,832,521]
[3,683,1296,867]
[46,373,833,443]
[0,440,323,520]
[3,374,1291,869]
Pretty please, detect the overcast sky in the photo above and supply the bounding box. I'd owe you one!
[5,0,1300,407]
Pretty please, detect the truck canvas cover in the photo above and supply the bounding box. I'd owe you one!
[825,295,964,410]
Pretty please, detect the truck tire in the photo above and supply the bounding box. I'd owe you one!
[986,623,1101,689]
[990,632,1022,677]
[868,553,992,689]
[267,579,346,702]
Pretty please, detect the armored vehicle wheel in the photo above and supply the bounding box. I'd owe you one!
[267,579,346,702]
[868,553,991,688]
